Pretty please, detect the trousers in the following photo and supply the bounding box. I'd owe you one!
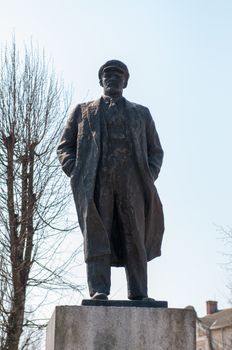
[87,156,148,299]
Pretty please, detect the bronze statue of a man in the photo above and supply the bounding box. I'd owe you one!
[57,60,164,301]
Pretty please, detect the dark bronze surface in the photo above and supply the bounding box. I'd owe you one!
[81,299,168,308]
[57,60,164,300]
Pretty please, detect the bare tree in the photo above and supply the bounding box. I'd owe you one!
[0,39,82,350]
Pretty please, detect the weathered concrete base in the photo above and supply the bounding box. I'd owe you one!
[46,305,196,350]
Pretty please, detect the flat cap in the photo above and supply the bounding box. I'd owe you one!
[98,59,129,87]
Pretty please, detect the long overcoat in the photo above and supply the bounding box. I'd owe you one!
[57,97,164,266]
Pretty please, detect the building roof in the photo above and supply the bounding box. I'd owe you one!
[199,309,232,330]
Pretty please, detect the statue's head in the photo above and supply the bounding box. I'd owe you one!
[98,60,129,89]
[98,60,129,98]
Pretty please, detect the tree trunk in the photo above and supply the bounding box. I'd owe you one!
[4,285,26,350]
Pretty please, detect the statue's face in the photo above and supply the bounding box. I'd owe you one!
[101,68,126,97]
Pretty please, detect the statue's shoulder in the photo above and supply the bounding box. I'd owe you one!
[125,99,150,115]
[78,100,96,108]
[79,98,101,109]
[79,98,101,115]
[71,98,101,120]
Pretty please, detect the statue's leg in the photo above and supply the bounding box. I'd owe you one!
[86,255,111,298]
[120,206,147,300]
[86,167,114,298]
[115,162,148,300]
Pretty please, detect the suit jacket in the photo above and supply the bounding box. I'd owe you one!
[57,97,164,266]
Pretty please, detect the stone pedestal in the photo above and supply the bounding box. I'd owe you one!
[46,305,196,350]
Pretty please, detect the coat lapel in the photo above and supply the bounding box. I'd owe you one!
[82,97,102,151]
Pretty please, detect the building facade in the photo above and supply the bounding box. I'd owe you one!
[196,301,232,350]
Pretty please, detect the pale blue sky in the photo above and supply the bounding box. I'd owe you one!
[1,0,232,317]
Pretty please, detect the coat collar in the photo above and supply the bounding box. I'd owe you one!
[81,96,135,123]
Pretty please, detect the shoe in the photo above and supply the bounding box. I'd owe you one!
[141,297,155,302]
[91,292,108,300]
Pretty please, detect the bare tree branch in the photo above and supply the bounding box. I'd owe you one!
[0,38,83,350]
